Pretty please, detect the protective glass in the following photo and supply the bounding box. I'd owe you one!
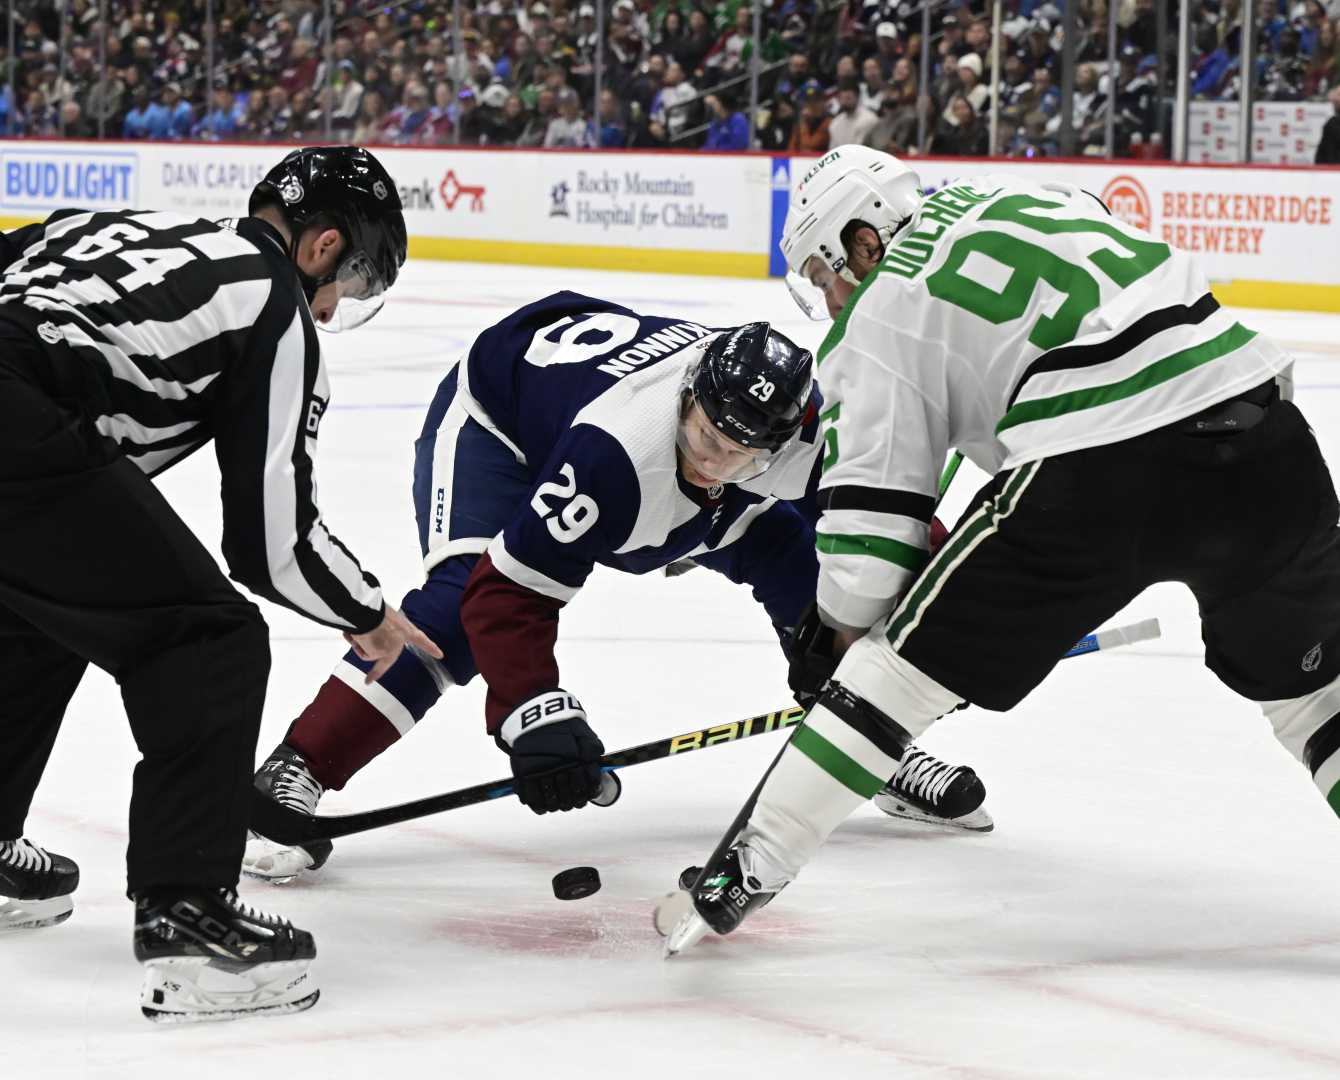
[675,397,777,486]
[317,250,389,333]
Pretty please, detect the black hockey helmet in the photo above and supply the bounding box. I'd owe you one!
[250,145,407,330]
[688,322,814,453]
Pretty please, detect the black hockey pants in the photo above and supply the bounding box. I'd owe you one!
[0,338,268,894]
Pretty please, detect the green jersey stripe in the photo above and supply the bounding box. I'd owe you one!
[885,461,1038,646]
[791,724,887,799]
[996,322,1259,434]
[816,531,929,571]
[1328,779,1340,817]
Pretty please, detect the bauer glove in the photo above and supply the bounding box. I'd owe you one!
[496,689,621,814]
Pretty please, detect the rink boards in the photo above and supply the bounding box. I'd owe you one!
[2,139,1340,309]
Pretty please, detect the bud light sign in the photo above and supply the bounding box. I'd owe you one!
[1,149,137,211]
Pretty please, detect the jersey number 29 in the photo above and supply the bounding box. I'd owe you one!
[531,463,600,543]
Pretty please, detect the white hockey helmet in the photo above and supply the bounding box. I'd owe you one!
[780,146,922,319]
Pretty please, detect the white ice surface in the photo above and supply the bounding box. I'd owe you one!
[9,262,1340,1079]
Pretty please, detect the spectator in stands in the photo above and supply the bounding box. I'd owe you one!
[860,57,887,113]
[1022,64,1062,120]
[163,82,195,139]
[1022,17,1056,72]
[22,89,57,135]
[519,86,558,145]
[122,86,153,139]
[873,22,902,79]
[706,6,754,79]
[424,82,456,145]
[391,81,436,143]
[757,93,797,151]
[353,88,388,143]
[774,53,812,102]
[1192,23,1240,98]
[545,86,593,146]
[1263,25,1309,99]
[597,87,631,147]
[1114,44,1157,149]
[458,86,490,143]
[829,75,879,147]
[789,81,832,152]
[627,53,667,115]
[656,7,687,55]
[864,93,914,154]
[195,84,240,140]
[492,92,531,144]
[84,70,126,135]
[1305,18,1340,96]
[931,91,989,155]
[1256,0,1289,52]
[704,89,749,149]
[264,84,295,140]
[329,61,364,133]
[650,60,696,144]
[678,8,716,77]
[955,52,989,113]
[1316,84,1340,162]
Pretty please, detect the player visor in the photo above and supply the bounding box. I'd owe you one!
[676,399,776,485]
[317,250,389,333]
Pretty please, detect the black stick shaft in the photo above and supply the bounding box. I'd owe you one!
[251,705,807,845]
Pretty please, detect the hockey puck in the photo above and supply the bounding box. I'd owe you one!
[552,866,601,901]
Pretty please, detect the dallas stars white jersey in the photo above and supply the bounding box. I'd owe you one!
[814,173,1291,630]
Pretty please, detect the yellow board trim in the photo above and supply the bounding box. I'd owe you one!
[1210,279,1340,313]
[4,213,1339,301]
[407,236,766,278]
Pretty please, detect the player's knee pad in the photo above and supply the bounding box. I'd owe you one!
[833,632,962,741]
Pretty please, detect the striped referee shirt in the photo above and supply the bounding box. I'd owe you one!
[0,208,384,633]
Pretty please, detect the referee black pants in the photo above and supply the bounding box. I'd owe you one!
[0,351,268,895]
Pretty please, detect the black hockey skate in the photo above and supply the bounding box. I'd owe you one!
[133,886,319,1023]
[243,743,333,883]
[654,844,783,957]
[876,748,993,831]
[0,838,79,931]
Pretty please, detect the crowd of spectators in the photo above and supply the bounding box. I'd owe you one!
[0,0,1338,159]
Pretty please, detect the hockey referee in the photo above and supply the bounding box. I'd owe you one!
[0,146,442,1022]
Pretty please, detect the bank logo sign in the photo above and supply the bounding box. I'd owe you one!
[2,148,138,211]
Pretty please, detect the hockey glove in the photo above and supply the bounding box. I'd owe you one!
[786,603,839,709]
[496,690,620,814]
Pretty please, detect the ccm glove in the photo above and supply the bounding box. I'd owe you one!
[786,603,839,709]
[496,690,619,814]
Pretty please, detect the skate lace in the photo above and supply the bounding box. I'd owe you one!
[266,755,324,815]
[893,749,964,805]
[0,838,53,873]
[221,888,292,929]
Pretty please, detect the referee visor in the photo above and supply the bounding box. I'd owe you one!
[319,250,389,333]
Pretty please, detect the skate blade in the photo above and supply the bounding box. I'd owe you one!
[654,891,710,958]
[140,957,318,1023]
[873,795,995,833]
[0,894,73,932]
[242,834,321,884]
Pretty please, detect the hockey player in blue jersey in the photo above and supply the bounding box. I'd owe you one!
[244,292,990,881]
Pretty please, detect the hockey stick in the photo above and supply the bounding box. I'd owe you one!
[250,618,1161,847]
[250,705,808,846]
